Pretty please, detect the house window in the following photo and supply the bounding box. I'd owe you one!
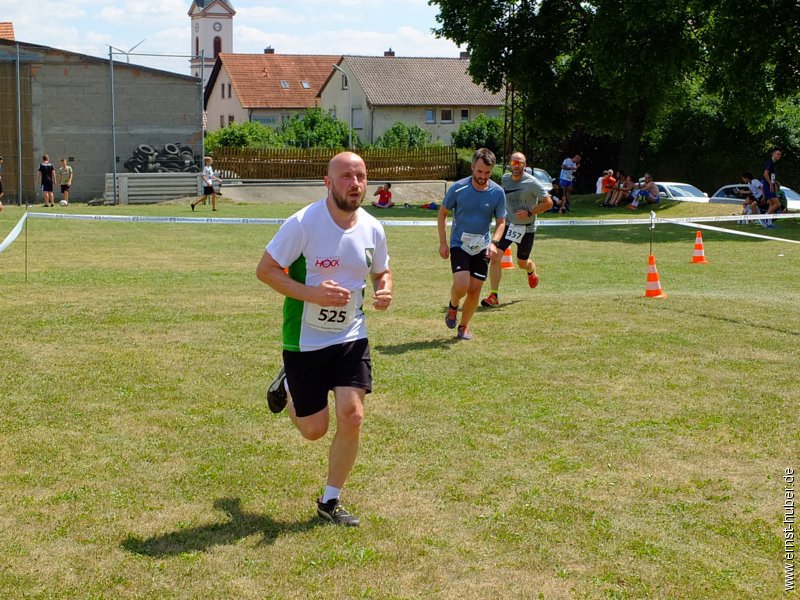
[219,115,225,128]
[460,109,470,121]
[441,109,453,123]
[213,36,222,58]
[221,85,225,99]
[425,109,436,124]
[228,115,234,125]
[280,80,289,89]
[352,108,363,130]
[301,80,311,89]
[195,37,199,57]
[227,83,231,98]
[341,74,348,90]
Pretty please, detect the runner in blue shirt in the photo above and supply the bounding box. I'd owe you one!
[437,148,506,340]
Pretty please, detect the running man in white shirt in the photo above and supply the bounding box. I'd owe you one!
[257,152,392,526]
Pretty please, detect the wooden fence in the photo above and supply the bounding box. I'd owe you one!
[212,147,457,181]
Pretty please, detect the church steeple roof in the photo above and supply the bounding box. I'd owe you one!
[195,0,234,9]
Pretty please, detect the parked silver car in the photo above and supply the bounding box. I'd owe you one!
[651,181,709,203]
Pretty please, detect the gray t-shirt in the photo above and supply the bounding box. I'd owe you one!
[501,172,549,233]
[443,176,506,251]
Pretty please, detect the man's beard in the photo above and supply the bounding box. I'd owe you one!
[472,175,488,187]
[332,186,365,212]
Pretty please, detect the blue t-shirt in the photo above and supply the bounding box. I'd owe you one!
[443,176,506,250]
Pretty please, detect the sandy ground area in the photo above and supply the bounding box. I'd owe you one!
[164,181,450,207]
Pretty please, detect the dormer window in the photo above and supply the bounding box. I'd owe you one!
[280,80,289,89]
[301,80,310,89]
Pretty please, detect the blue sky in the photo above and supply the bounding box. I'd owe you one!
[1,0,461,74]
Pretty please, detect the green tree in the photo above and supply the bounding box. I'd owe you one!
[278,107,353,148]
[204,120,281,154]
[450,114,503,156]
[374,122,431,149]
[430,0,800,175]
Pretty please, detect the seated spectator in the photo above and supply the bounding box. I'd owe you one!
[775,180,788,213]
[608,174,633,207]
[627,173,660,210]
[739,172,764,224]
[595,172,604,194]
[371,183,394,208]
[549,179,568,213]
[599,169,617,206]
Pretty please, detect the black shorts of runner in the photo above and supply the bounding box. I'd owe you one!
[60,184,70,194]
[449,245,490,280]
[0,180,3,194]
[496,230,535,261]
[42,183,53,193]
[283,337,372,418]
[203,185,215,195]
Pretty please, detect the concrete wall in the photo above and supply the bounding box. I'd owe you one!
[2,41,203,202]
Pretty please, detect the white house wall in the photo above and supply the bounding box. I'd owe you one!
[205,65,248,130]
[370,105,500,145]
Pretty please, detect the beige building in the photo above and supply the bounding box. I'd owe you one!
[319,54,502,145]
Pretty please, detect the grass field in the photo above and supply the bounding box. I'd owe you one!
[1,195,798,599]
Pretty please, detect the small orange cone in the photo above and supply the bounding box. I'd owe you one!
[501,247,514,270]
[691,230,708,264]
[644,254,667,298]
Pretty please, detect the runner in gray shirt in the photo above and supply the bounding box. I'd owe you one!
[482,152,553,307]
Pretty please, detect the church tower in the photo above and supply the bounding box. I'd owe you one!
[188,0,235,87]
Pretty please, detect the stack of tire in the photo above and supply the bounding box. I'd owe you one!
[123,144,201,174]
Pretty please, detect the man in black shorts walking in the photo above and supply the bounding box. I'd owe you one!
[257,152,392,526]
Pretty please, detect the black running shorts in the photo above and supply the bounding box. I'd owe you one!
[449,246,490,280]
[283,337,372,417]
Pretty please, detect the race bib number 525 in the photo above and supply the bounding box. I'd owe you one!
[304,291,358,332]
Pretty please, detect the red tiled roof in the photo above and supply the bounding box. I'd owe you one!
[0,23,15,41]
[219,53,341,109]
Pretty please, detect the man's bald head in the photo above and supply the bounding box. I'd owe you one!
[325,152,368,213]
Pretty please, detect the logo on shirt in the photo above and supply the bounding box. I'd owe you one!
[365,248,374,269]
[315,256,340,269]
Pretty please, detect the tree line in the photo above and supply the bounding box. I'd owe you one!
[428,0,799,193]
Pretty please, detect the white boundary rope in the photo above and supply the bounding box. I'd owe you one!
[1,210,798,255]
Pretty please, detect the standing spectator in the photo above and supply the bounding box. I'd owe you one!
[0,155,4,212]
[58,158,73,206]
[191,156,222,211]
[371,183,394,208]
[38,154,56,207]
[481,151,552,308]
[257,151,392,527]
[437,148,506,340]
[558,154,580,213]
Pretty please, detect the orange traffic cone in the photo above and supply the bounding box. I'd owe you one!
[501,247,514,270]
[643,254,667,298]
[691,230,709,264]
